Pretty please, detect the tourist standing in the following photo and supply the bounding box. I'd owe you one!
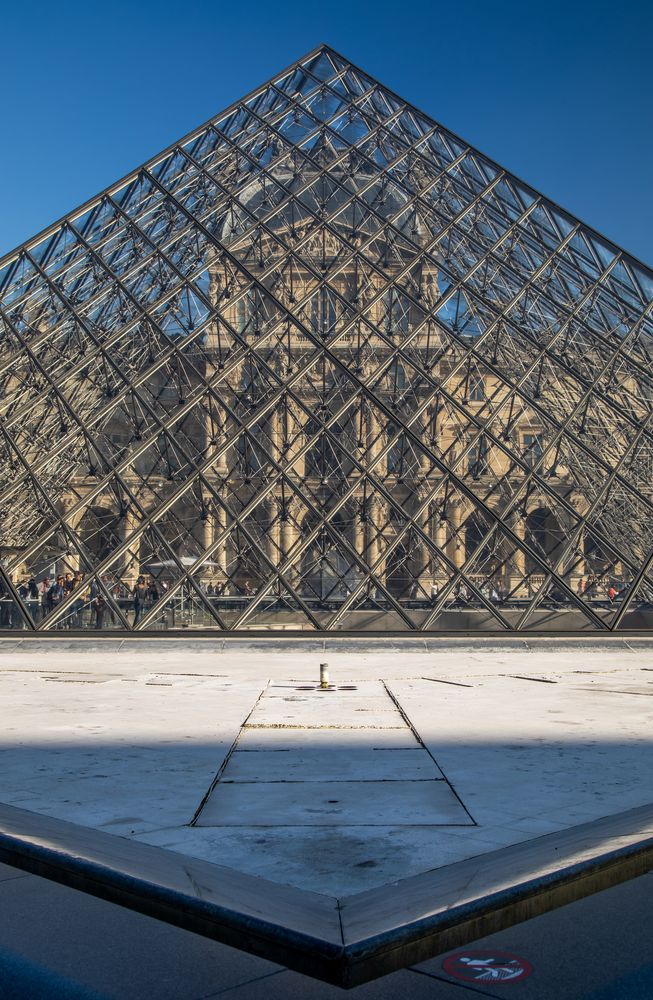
[47,575,66,626]
[90,579,106,629]
[133,576,149,626]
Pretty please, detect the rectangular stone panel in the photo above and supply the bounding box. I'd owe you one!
[237,727,416,750]
[246,690,401,729]
[197,780,472,826]
[225,748,442,782]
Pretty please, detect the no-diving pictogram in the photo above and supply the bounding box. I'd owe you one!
[442,950,533,983]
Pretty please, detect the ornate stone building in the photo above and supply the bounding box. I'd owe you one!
[1,45,652,632]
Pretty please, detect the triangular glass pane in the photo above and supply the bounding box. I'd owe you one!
[521,577,604,632]
[300,50,339,84]
[614,578,653,630]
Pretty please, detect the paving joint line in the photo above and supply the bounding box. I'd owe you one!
[382,679,477,825]
[410,966,505,998]
[190,680,270,826]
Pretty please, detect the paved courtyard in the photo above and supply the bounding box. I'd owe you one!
[0,637,651,995]
[0,637,651,895]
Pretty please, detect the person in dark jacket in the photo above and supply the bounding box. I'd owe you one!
[47,576,66,627]
[89,579,106,630]
[133,576,149,626]
[0,576,12,628]
[72,572,85,628]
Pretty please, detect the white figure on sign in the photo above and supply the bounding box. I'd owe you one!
[459,957,526,981]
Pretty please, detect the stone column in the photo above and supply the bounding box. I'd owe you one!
[433,510,448,589]
[513,518,527,579]
[281,498,301,588]
[451,504,465,570]
[215,501,228,591]
[200,515,212,559]
[201,500,214,557]
[267,498,281,569]
[367,408,385,477]
[215,403,229,475]
[269,407,281,466]
[570,494,589,586]
[203,383,229,476]
[286,400,305,478]
[575,525,587,582]
[436,512,447,553]
[368,499,386,586]
[414,492,430,590]
[120,509,140,588]
[354,504,366,561]
[61,498,82,573]
[418,409,430,476]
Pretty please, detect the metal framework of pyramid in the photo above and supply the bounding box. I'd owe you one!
[1,44,652,634]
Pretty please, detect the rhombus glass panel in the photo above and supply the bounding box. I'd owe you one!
[1,45,652,633]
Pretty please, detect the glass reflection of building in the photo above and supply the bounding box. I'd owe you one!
[1,45,652,633]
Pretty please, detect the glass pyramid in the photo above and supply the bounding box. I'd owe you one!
[1,44,652,633]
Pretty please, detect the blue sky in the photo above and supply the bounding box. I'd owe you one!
[2,0,651,263]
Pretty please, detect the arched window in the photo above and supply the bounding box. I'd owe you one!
[525,507,565,573]
[523,433,543,465]
[465,515,492,565]
[386,542,412,598]
[299,512,353,601]
[468,436,489,478]
[239,358,267,407]
[78,507,120,564]
[584,534,611,574]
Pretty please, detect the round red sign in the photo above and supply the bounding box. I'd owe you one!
[442,950,533,984]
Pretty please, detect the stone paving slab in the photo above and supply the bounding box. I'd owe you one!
[247,697,400,729]
[237,727,414,750]
[133,825,503,894]
[197,677,463,833]
[224,748,438,782]
[198,780,471,826]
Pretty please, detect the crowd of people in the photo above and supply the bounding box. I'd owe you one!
[576,576,629,603]
[429,576,630,606]
[0,572,166,629]
[0,569,641,629]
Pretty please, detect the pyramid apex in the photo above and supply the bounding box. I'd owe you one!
[309,41,347,59]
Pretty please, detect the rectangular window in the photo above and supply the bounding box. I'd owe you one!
[469,374,484,402]
[523,433,543,464]
[468,437,489,477]
[236,295,252,334]
[310,290,337,338]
